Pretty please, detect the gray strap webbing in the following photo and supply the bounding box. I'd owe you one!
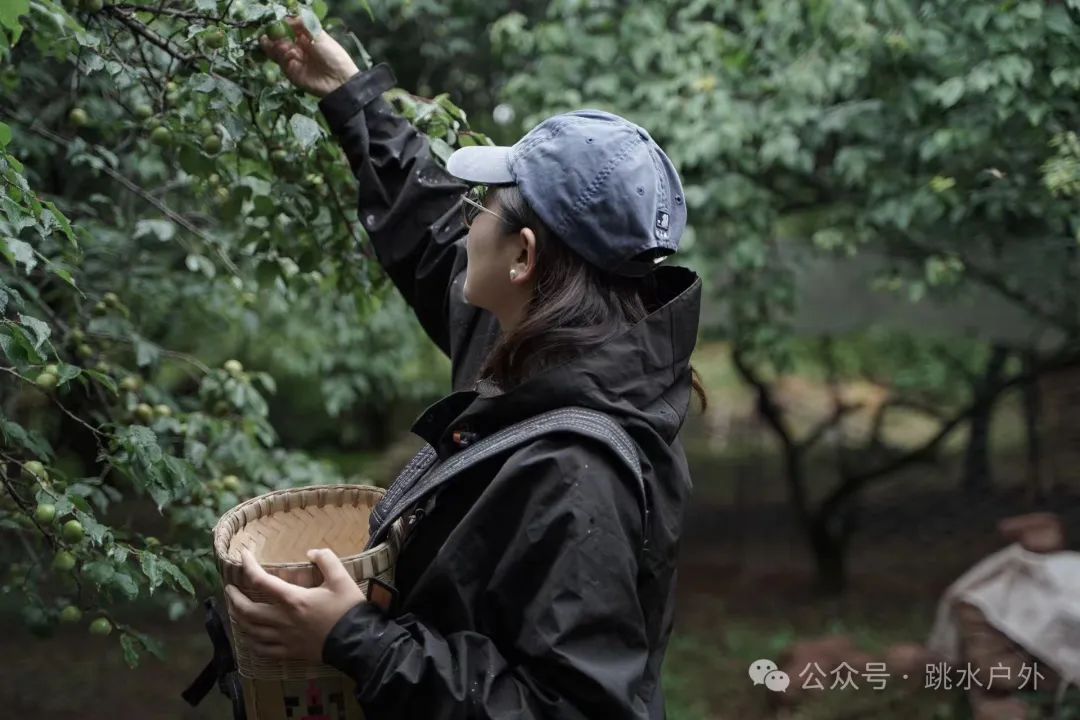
[366,406,648,550]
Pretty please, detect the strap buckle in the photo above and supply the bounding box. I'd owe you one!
[181,597,245,720]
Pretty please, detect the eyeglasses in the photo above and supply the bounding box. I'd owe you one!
[461,186,510,229]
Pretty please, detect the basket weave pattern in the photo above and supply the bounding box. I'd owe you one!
[213,484,404,681]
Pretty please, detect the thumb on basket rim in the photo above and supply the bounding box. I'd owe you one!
[307,547,351,587]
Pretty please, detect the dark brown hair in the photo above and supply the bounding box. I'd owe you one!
[475,185,707,414]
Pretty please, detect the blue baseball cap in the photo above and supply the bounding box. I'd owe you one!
[445,109,686,277]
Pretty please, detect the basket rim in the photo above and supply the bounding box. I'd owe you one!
[213,483,388,570]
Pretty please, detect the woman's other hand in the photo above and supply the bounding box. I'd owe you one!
[225,547,367,662]
[258,16,359,98]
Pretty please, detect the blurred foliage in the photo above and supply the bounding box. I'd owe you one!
[490,0,1080,368]
[790,329,994,408]
[246,289,449,448]
[351,0,550,143]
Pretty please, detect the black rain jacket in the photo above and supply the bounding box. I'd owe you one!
[315,63,703,720]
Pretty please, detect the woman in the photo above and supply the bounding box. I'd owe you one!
[227,16,706,719]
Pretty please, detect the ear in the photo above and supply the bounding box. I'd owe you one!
[514,227,537,280]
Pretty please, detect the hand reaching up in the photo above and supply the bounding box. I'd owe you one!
[259,16,360,98]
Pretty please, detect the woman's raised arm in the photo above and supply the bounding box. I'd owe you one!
[261,19,486,367]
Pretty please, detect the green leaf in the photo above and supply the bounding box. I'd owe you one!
[111,569,140,600]
[934,77,965,108]
[192,73,244,107]
[163,454,195,495]
[73,507,108,545]
[184,439,208,466]
[5,153,23,174]
[109,544,129,564]
[1,323,45,363]
[256,259,280,288]
[159,556,195,595]
[133,335,160,367]
[114,426,177,509]
[139,552,164,594]
[120,634,140,668]
[429,137,454,164]
[178,146,215,177]
[127,629,165,661]
[300,7,322,38]
[0,0,29,45]
[17,313,49,350]
[0,122,10,148]
[0,416,51,457]
[435,94,467,124]
[42,201,76,247]
[74,29,100,48]
[56,363,81,386]
[85,369,117,395]
[239,175,272,197]
[49,265,77,287]
[134,219,176,243]
[82,560,115,588]
[184,253,216,278]
[289,113,324,150]
[1,237,36,273]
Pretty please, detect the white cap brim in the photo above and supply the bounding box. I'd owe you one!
[446,145,515,185]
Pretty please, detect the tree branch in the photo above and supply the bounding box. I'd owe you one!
[798,400,863,453]
[731,348,795,451]
[104,6,196,64]
[731,347,814,529]
[866,395,948,449]
[110,3,255,28]
[819,348,1080,520]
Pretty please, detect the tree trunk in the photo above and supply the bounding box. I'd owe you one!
[362,403,394,449]
[809,517,847,595]
[1021,352,1043,504]
[963,345,1009,495]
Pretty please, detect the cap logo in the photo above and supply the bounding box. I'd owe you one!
[656,210,670,231]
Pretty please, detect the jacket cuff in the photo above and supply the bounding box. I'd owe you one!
[322,600,394,679]
[318,62,398,136]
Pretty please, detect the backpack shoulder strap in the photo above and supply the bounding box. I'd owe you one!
[367,407,649,550]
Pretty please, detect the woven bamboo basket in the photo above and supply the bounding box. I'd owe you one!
[213,484,405,720]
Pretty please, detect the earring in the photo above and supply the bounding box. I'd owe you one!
[509,269,518,280]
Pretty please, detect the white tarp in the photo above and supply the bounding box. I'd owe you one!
[927,543,1080,685]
